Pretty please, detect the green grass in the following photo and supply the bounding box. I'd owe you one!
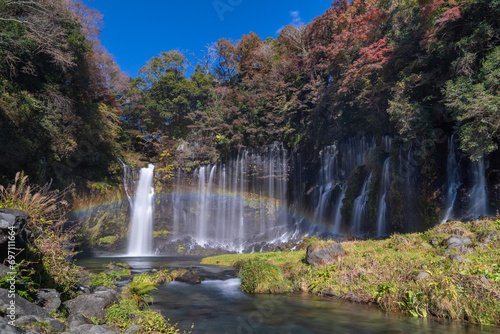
[202,219,500,326]
[88,268,132,288]
[106,298,185,333]
[103,270,189,333]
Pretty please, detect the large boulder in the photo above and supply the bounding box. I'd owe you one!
[0,289,66,332]
[66,324,119,334]
[0,320,25,334]
[64,287,120,328]
[446,235,471,251]
[124,325,143,333]
[35,289,61,312]
[306,242,345,266]
[174,269,202,284]
[0,209,29,260]
[0,289,51,319]
[0,263,10,278]
[16,315,66,332]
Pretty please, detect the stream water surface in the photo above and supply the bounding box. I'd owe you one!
[77,256,499,334]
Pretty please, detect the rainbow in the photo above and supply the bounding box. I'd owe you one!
[69,190,342,234]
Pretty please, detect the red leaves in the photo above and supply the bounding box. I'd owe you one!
[436,6,461,24]
[422,0,445,19]
[339,37,394,93]
[304,0,389,84]
[421,4,461,48]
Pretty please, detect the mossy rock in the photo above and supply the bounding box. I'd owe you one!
[306,242,345,266]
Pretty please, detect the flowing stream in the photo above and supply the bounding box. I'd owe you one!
[77,256,494,334]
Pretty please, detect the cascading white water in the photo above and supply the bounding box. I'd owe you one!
[332,188,345,233]
[119,158,135,207]
[309,137,376,234]
[173,168,182,236]
[171,144,291,252]
[441,136,461,224]
[350,173,373,236]
[312,146,340,230]
[398,144,418,232]
[127,164,155,256]
[376,158,391,236]
[468,157,489,217]
[339,137,375,179]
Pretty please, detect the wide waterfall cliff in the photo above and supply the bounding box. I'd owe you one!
[86,135,498,256]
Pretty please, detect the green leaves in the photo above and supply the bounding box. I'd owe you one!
[123,273,160,308]
[395,290,427,318]
[444,46,500,161]
[130,51,214,139]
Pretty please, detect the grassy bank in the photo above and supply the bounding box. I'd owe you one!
[202,219,500,326]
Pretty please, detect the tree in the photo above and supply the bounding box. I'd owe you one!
[445,46,500,160]
[129,50,214,141]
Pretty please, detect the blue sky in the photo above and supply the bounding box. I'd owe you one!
[84,0,333,77]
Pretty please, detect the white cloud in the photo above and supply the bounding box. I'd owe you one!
[276,10,305,35]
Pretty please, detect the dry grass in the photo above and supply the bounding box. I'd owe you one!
[0,172,80,297]
[0,172,69,232]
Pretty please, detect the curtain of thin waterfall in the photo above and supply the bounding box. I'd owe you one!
[168,144,294,252]
[441,136,462,224]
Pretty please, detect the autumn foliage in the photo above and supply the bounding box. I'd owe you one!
[2,0,500,186]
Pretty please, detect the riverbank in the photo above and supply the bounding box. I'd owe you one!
[202,219,500,326]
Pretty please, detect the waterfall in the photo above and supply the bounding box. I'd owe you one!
[170,144,291,252]
[127,164,155,256]
[339,137,375,179]
[173,168,182,235]
[309,137,376,234]
[312,146,340,229]
[376,158,391,236]
[119,158,135,207]
[468,157,489,217]
[398,145,418,232]
[441,136,462,224]
[196,166,208,242]
[332,189,345,233]
[350,173,373,236]
[382,136,392,152]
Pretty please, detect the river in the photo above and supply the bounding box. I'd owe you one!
[77,256,497,334]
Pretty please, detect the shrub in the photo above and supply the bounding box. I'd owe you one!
[123,274,158,308]
[239,259,290,293]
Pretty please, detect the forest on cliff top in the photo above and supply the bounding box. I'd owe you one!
[0,0,499,191]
